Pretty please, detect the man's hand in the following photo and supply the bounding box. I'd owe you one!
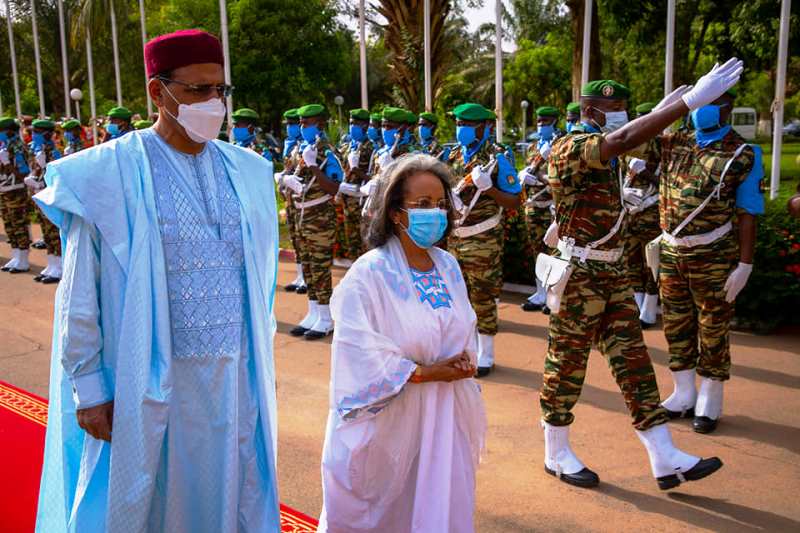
[724,262,752,303]
[377,151,393,169]
[681,58,744,111]
[302,145,318,167]
[539,142,552,160]
[76,401,114,442]
[544,221,559,248]
[471,166,493,192]
[425,353,476,382]
[520,168,537,186]
[360,179,377,198]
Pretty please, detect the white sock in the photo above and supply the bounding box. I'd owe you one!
[299,300,319,329]
[477,333,495,368]
[636,424,699,478]
[634,292,645,310]
[47,254,62,279]
[3,249,19,269]
[661,369,697,415]
[542,421,586,476]
[695,377,724,420]
[16,249,29,270]
[310,304,334,333]
[294,263,305,285]
[639,293,659,324]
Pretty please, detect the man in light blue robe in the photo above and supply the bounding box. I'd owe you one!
[33,29,281,533]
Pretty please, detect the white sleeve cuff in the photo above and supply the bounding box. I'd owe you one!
[71,369,112,409]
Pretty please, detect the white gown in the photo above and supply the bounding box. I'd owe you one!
[318,237,487,533]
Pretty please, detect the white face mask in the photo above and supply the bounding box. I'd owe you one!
[162,82,226,143]
[599,110,629,134]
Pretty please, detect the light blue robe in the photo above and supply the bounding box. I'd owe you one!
[33,130,280,533]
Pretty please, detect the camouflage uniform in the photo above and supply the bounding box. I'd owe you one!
[448,142,510,335]
[523,147,554,260]
[29,141,62,256]
[369,141,417,181]
[419,138,451,163]
[651,130,757,381]
[281,140,302,256]
[340,139,374,258]
[621,158,661,295]
[0,136,32,249]
[64,137,85,156]
[541,126,668,431]
[293,139,342,305]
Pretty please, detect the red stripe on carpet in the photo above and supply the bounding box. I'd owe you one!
[0,381,318,533]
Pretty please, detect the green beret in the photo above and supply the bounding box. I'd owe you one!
[349,108,370,121]
[382,106,407,123]
[232,107,259,121]
[0,116,18,129]
[297,104,327,118]
[107,106,133,120]
[581,80,631,100]
[452,103,494,121]
[635,102,656,115]
[61,119,81,130]
[32,119,56,130]
[419,112,438,124]
[536,106,559,118]
[566,102,581,114]
[370,113,382,122]
[405,111,418,125]
[283,108,299,120]
[134,120,153,130]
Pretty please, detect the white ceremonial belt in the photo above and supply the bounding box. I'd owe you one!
[453,211,503,238]
[626,194,660,214]
[557,239,624,263]
[661,221,732,248]
[527,199,554,209]
[294,195,332,210]
[0,182,25,193]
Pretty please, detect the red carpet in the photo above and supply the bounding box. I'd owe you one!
[0,381,318,533]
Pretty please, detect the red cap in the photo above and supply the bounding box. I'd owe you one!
[144,29,224,78]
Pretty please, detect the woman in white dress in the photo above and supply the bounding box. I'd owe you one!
[318,154,487,532]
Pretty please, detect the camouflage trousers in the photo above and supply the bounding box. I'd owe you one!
[37,205,61,255]
[623,205,661,295]
[450,222,504,335]
[525,205,553,259]
[540,264,668,430]
[0,188,32,249]
[295,201,336,305]
[341,195,365,259]
[660,237,738,381]
[285,197,300,255]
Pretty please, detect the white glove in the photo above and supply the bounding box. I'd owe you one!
[653,85,693,112]
[520,168,537,186]
[282,174,304,195]
[35,151,47,169]
[360,179,377,198]
[0,149,9,165]
[302,145,318,167]
[628,158,647,176]
[471,166,492,192]
[539,143,552,160]
[273,171,284,186]
[681,58,744,111]
[338,182,362,197]
[377,151,393,169]
[24,175,43,192]
[723,262,752,303]
[623,187,644,207]
[450,190,465,214]
[544,221,559,248]
[347,151,360,169]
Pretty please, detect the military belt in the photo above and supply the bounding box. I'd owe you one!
[452,210,503,239]
[661,220,732,248]
[557,239,623,263]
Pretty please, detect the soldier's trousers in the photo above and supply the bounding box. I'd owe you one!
[285,199,300,255]
[296,201,335,305]
[624,205,660,295]
[540,264,668,431]
[525,206,552,259]
[660,238,737,381]
[450,223,504,335]
[37,205,61,255]
[0,188,32,249]
[342,195,364,259]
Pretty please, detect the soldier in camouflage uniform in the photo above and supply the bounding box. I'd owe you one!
[277,108,307,293]
[25,119,63,283]
[367,112,383,148]
[133,119,154,130]
[539,68,739,489]
[61,119,86,155]
[103,106,134,142]
[521,106,560,312]
[417,112,451,163]
[647,88,763,435]
[448,103,521,377]
[231,107,274,160]
[339,108,374,259]
[565,102,580,133]
[0,117,33,273]
[278,104,345,340]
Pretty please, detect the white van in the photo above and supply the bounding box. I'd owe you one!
[731,107,757,140]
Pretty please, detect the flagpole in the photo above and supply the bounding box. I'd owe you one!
[110,0,122,106]
[30,0,45,117]
[581,0,592,88]
[423,0,432,112]
[86,32,97,144]
[219,0,233,136]
[4,0,22,118]
[139,0,152,116]
[494,0,503,141]
[770,0,791,200]
[359,0,368,109]
[664,0,675,96]
[56,0,70,117]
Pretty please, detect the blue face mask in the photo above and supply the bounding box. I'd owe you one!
[65,132,75,143]
[286,123,301,139]
[0,132,7,143]
[382,127,398,146]
[402,208,448,249]
[538,124,555,141]
[368,125,380,142]
[32,132,45,148]
[402,128,412,144]
[349,124,366,143]
[691,105,722,131]
[232,126,253,143]
[456,125,476,147]
[418,125,433,142]
[106,123,120,138]
[300,124,319,143]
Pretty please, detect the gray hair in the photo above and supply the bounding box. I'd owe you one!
[363,153,457,249]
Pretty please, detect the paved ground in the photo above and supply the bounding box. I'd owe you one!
[2,229,799,532]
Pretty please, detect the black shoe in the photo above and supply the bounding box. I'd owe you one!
[33,274,45,282]
[665,407,695,419]
[8,267,30,274]
[41,276,61,284]
[521,301,544,312]
[289,325,309,337]
[284,283,298,292]
[544,465,600,488]
[656,457,723,490]
[1,265,11,272]
[304,328,332,340]
[692,416,719,434]
[475,365,494,378]
[295,285,308,295]
[542,306,551,315]
[640,320,657,330]
[32,240,46,250]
